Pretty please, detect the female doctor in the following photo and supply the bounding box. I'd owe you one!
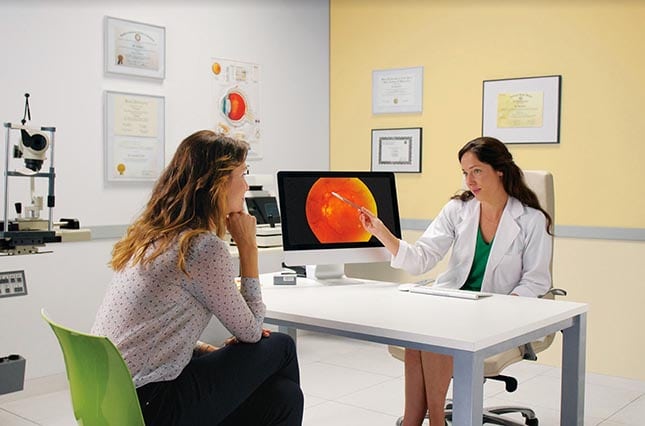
[359,136,552,426]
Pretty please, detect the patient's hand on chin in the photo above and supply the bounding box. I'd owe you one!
[227,211,257,249]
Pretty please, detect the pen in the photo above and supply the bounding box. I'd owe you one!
[331,191,364,211]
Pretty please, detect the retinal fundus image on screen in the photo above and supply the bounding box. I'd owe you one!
[277,171,400,251]
[305,178,376,243]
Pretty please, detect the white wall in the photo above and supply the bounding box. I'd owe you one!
[1,240,115,379]
[0,0,330,226]
[0,0,329,381]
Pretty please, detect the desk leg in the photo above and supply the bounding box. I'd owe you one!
[278,326,298,344]
[451,350,484,426]
[561,312,587,426]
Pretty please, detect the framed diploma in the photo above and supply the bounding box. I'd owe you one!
[104,91,165,182]
[371,128,422,173]
[482,75,562,144]
[105,16,166,80]
[372,66,423,114]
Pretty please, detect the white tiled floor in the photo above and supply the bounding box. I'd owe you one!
[2,330,644,425]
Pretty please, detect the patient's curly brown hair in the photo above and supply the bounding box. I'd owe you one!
[111,130,248,274]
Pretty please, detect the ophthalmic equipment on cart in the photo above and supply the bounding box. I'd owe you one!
[1,93,60,255]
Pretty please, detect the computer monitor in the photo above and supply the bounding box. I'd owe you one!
[277,171,401,283]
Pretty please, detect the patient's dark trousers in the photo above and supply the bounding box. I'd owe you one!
[136,332,303,426]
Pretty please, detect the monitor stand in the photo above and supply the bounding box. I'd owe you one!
[309,264,365,285]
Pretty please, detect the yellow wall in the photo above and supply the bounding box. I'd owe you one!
[538,237,645,380]
[330,0,645,228]
[331,1,645,380]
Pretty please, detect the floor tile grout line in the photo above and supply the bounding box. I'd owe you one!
[0,406,41,425]
[304,394,335,410]
[319,398,400,419]
[600,392,645,424]
[316,359,404,379]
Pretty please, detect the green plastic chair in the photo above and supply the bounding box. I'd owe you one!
[41,309,146,426]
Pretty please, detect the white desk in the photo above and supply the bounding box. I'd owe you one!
[260,275,588,426]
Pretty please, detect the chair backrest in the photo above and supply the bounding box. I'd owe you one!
[522,170,555,278]
[522,170,554,219]
[41,309,145,426]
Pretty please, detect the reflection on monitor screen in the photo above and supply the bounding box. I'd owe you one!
[277,171,401,283]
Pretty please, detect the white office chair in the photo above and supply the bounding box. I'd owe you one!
[357,170,561,426]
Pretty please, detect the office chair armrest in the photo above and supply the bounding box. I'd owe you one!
[540,288,567,299]
[522,343,538,361]
[487,374,518,392]
[523,289,564,361]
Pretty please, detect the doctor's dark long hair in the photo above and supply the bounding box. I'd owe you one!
[452,136,553,234]
[111,130,249,274]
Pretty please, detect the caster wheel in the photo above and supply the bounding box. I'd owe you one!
[525,418,538,426]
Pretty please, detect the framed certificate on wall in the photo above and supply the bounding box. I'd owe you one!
[104,91,165,182]
[371,127,422,173]
[105,16,166,80]
[482,75,562,144]
[372,67,423,114]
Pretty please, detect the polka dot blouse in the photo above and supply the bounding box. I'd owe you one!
[91,232,265,388]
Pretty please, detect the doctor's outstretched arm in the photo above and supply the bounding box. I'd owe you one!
[359,207,400,257]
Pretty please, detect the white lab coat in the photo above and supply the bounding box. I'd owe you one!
[392,196,551,297]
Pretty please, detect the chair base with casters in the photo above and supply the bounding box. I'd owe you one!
[444,402,539,426]
[396,407,538,426]
[393,384,539,426]
[41,309,146,426]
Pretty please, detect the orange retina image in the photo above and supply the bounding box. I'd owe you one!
[305,178,377,243]
[226,91,246,121]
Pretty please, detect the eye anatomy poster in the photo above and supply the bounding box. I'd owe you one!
[211,58,261,160]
